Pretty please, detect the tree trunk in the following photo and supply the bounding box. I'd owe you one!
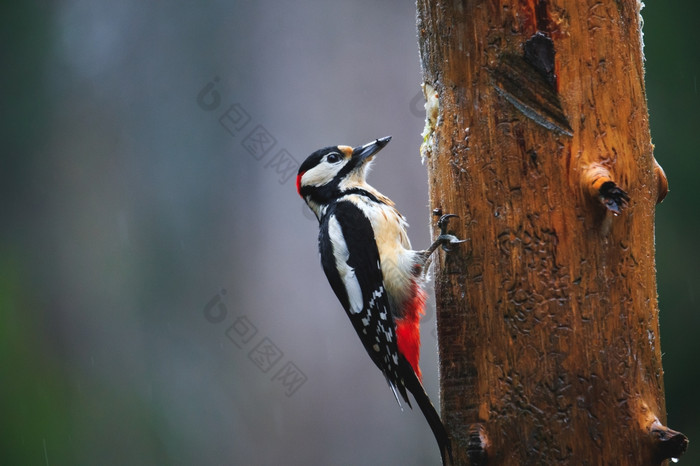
[416,1,687,464]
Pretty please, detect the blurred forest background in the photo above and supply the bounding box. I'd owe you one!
[2,1,698,465]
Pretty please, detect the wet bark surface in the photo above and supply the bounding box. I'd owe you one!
[417,1,686,464]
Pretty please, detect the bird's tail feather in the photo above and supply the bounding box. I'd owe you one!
[401,358,453,466]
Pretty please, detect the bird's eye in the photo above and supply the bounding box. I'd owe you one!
[326,153,341,163]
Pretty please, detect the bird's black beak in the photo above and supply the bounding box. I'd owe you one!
[352,136,391,164]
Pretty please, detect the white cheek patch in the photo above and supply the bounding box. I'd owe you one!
[328,215,363,314]
[301,162,339,188]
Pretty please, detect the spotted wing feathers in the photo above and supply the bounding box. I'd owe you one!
[319,200,406,399]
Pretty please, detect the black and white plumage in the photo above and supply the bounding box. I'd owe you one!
[297,136,459,465]
[320,200,403,392]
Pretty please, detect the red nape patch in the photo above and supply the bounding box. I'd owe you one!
[395,284,427,381]
[296,172,305,197]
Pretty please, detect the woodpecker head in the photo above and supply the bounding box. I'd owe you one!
[297,136,391,217]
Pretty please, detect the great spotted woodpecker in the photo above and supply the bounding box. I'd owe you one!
[296,136,462,465]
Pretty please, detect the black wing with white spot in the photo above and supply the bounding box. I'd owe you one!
[318,200,408,402]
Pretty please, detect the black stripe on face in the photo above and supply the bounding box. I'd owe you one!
[298,146,360,204]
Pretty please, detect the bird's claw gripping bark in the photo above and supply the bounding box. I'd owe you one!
[437,213,458,233]
[417,212,464,280]
[435,213,466,252]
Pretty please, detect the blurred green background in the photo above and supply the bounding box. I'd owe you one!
[2,1,697,465]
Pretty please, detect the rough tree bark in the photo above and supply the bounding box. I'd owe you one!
[417,1,688,464]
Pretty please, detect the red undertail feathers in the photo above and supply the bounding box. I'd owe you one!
[395,283,426,381]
